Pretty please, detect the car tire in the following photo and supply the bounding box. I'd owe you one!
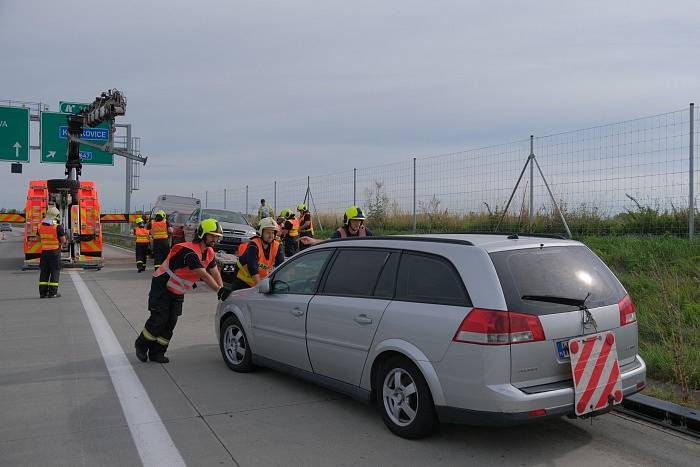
[376,355,438,439]
[219,315,253,372]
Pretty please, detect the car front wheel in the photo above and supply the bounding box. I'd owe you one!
[376,355,438,439]
[219,315,253,372]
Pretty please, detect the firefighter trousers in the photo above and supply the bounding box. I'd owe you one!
[152,239,170,269]
[135,243,148,271]
[284,236,299,257]
[135,287,182,357]
[39,250,61,297]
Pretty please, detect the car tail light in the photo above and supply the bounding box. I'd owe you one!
[453,308,545,345]
[618,294,637,326]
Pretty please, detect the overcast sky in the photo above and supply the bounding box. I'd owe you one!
[1,0,698,211]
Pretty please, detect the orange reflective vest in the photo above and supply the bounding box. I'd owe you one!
[152,241,215,295]
[39,223,60,251]
[135,227,150,244]
[151,220,169,240]
[336,225,367,238]
[288,218,300,237]
[236,237,280,286]
[300,214,314,236]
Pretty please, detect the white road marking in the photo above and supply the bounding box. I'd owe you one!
[69,271,186,467]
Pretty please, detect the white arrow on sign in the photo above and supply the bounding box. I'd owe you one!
[47,151,56,158]
[13,142,21,158]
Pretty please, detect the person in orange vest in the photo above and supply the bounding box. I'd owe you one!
[131,217,150,272]
[297,203,314,251]
[38,206,66,298]
[229,217,284,291]
[148,210,172,270]
[278,208,300,257]
[135,219,225,364]
[300,206,374,247]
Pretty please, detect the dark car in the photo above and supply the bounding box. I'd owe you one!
[0,223,12,232]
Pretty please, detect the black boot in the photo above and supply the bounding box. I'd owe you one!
[134,334,149,362]
[149,353,169,363]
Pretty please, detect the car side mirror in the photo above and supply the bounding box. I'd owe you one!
[258,278,271,294]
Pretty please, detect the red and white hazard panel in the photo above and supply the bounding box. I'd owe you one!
[569,331,623,416]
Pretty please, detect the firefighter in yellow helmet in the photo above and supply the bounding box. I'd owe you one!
[135,218,225,364]
[148,209,172,270]
[300,206,374,247]
[38,206,66,298]
[131,217,150,272]
[229,217,284,291]
[297,203,314,250]
[278,208,300,257]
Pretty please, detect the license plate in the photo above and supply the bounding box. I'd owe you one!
[556,339,570,359]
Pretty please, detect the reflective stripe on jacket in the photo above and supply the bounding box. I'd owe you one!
[236,237,279,286]
[135,227,150,243]
[39,223,60,250]
[288,218,300,237]
[152,241,215,295]
[151,220,169,239]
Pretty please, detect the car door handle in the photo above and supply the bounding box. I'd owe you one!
[290,307,305,317]
[354,314,373,325]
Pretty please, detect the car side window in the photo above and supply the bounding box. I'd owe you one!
[321,249,391,298]
[272,250,333,295]
[396,252,470,306]
[188,209,200,223]
[373,252,400,299]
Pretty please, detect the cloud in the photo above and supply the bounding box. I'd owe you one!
[1,0,699,212]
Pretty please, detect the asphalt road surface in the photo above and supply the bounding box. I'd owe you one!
[0,227,698,466]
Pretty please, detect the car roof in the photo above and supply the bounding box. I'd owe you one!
[317,233,580,253]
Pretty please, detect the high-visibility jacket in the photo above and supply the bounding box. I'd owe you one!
[134,227,150,244]
[152,241,215,295]
[336,225,367,238]
[288,218,300,237]
[236,237,280,286]
[39,223,60,251]
[300,214,314,236]
[151,220,169,240]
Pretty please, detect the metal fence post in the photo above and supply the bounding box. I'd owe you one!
[690,102,695,239]
[245,185,249,216]
[529,135,534,230]
[274,181,277,214]
[205,191,208,208]
[353,168,357,206]
[412,157,417,233]
[224,188,227,209]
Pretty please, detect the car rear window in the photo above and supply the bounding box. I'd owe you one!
[489,246,626,315]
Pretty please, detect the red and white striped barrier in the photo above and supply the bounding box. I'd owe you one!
[569,331,623,416]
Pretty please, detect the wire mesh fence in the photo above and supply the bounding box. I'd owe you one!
[193,104,699,238]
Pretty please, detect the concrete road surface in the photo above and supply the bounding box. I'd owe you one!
[0,227,698,466]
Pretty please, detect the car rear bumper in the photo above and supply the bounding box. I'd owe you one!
[437,355,646,426]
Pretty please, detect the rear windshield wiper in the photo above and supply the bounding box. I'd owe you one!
[521,294,587,307]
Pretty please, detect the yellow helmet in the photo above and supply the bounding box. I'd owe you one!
[343,206,366,225]
[280,208,294,219]
[297,203,307,212]
[258,217,279,235]
[134,216,144,224]
[196,218,223,240]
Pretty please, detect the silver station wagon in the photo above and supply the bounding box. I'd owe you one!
[215,234,646,438]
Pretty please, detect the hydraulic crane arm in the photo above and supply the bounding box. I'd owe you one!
[64,89,147,180]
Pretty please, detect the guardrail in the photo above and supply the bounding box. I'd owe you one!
[102,232,135,250]
[618,393,699,438]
